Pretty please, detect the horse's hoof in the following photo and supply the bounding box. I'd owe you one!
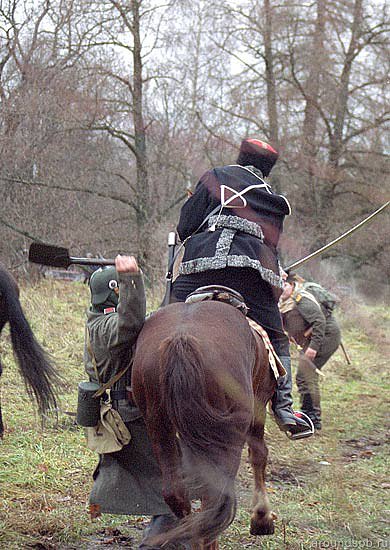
[250,517,275,536]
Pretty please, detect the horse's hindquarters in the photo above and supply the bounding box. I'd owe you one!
[132,301,258,546]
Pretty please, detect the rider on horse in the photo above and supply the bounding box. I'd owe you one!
[172,138,312,439]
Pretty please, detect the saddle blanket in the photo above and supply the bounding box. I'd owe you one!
[247,318,286,380]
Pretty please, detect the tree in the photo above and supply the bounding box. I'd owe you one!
[0,0,388,296]
[0,1,129,262]
[201,0,389,285]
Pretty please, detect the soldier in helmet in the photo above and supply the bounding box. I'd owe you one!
[172,138,312,440]
[84,255,182,550]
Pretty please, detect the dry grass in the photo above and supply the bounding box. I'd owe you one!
[0,279,388,549]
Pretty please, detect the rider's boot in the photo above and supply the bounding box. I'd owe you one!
[272,356,313,440]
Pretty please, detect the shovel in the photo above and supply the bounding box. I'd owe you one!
[29,242,115,269]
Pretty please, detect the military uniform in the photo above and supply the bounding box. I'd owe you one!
[281,288,341,429]
[171,140,312,439]
[85,270,171,516]
[173,164,291,356]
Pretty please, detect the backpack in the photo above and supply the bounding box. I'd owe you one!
[301,281,339,317]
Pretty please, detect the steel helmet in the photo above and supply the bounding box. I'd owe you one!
[89,267,119,306]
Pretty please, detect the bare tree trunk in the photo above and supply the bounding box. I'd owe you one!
[131,0,150,270]
[316,0,363,231]
[329,0,363,168]
[263,0,278,145]
[302,0,326,218]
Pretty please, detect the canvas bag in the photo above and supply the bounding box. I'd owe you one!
[85,328,131,454]
[86,399,131,454]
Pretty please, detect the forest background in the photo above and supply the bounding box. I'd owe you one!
[0,0,389,300]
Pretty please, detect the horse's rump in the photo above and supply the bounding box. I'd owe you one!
[132,301,259,545]
[159,330,252,465]
[134,301,256,445]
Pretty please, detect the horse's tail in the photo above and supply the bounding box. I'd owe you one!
[0,270,61,417]
[156,333,241,545]
[154,489,236,547]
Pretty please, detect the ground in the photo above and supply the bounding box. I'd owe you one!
[0,280,388,549]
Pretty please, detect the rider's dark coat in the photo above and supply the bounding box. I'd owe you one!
[173,165,291,356]
[176,164,291,291]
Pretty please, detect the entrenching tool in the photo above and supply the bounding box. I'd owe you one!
[29,242,115,269]
[339,341,352,365]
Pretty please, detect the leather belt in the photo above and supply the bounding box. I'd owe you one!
[110,388,136,405]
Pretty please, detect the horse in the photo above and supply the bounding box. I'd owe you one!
[0,262,61,437]
[132,300,277,549]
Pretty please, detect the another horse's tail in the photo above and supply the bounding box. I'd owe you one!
[156,333,243,545]
[0,268,61,419]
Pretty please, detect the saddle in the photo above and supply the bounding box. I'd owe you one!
[185,285,249,316]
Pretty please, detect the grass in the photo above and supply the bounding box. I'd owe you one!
[0,279,388,549]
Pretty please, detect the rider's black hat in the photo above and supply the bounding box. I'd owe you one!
[236,138,279,177]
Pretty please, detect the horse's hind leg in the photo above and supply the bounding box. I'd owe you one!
[197,496,220,550]
[148,421,191,519]
[247,417,276,535]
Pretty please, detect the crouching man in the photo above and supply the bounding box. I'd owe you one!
[279,275,341,431]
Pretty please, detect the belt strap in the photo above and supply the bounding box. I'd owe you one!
[86,327,133,399]
[110,388,136,405]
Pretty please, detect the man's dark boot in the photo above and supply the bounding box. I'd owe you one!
[313,419,322,431]
[272,356,313,440]
[311,393,322,431]
[301,393,315,419]
[300,393,322,431]
[139,514,190,550]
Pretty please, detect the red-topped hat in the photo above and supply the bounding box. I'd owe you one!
[236,138,279,176]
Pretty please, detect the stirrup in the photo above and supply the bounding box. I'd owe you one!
[285,411,314,440]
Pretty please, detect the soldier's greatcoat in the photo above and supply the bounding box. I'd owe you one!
[281,290,341,425]
[282,291,341,368]
[85,272,170,515]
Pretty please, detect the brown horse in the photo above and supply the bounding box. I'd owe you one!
[0,262,61,437]
[132,300,277,549]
